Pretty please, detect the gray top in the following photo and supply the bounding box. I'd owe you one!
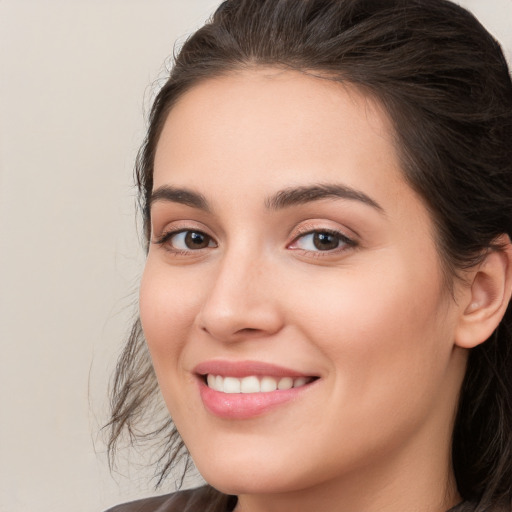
[104,486,237,512]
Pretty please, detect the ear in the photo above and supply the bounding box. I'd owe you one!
[455,235,512,349]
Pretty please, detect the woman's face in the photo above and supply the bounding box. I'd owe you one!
[140,69,467,505]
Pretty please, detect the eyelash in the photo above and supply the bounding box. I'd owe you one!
[152,227,356,256]
[153,229,217,255]
[288,228,356,255]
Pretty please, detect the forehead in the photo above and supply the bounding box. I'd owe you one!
[153,68,406,211]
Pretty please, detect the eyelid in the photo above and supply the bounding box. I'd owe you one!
[150,219,357,257]
[290,220,357,241]
[287,222,358,254]
[151,219,213,241]
[151,220,218,255]
[152,229,217,259]
[288,230,354,249]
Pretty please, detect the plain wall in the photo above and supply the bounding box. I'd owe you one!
[0,1,511,511]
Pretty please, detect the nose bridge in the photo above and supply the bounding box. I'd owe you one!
[196,241,281,341]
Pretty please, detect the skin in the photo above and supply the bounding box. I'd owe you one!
[140,69,474,512]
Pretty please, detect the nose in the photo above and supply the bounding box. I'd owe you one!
[195,249,284,343]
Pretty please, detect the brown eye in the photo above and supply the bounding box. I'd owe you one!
[163,230,216,251]
[184,231,211,249]
[289,229,354,253]
[312,232,340,251]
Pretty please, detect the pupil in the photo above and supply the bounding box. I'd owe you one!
[185,231,209,249]
[313,232,338,251]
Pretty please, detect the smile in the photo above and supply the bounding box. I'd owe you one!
[194,361,319,418]
[206,374,314,394]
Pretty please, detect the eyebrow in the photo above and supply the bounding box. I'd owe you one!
[265,183,384,212]
[150,183,384,213]
[150,185,210,211]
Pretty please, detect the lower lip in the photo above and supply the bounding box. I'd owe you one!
[198,379,314,419]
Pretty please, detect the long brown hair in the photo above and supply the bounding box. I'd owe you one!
[107,1,512,509]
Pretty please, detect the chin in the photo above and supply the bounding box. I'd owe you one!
[199,467,304,497]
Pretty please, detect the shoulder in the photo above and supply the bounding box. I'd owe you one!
[103,486,237,512]
[104,492,174,512]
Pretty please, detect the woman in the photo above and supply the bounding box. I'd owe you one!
[106,0,512,511]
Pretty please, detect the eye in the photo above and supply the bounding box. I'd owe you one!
[289,230,353,252]
[156,229,217,251]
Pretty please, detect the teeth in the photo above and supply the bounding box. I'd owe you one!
[241,376,260,393]
[223,377,241,393]
[260,376,277,392]
[293,377,307,388]
[277,377,293,390]
[206,375,312,394]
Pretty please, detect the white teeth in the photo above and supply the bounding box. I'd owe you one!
[241,376,260,393]
[215,375,223,392]
[223,377,241,393]
[206,375,312,394]
[260,376,278,392]
[277,377,293,390]
[293,377,307,388]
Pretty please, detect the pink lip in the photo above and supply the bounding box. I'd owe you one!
[194,360,318,420]
[194,360,311,378]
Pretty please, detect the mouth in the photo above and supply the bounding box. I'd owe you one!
[204,374,316,394]
[194,361,319,419]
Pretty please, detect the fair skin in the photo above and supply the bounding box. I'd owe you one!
[139,69,511,512]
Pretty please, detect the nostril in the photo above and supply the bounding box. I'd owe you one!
[233,327,264,337]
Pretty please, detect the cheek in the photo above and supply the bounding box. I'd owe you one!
[139,260,201,372]
[280,265,457,470]
[139,259,210,424]
[289,254,453,405]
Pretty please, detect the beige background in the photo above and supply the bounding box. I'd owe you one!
[0,1,511,511]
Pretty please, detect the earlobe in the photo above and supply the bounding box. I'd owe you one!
[455,235,512,349]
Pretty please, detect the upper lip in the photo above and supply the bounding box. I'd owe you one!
[193,360,316,379]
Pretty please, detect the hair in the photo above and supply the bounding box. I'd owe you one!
[106,1,512,510]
